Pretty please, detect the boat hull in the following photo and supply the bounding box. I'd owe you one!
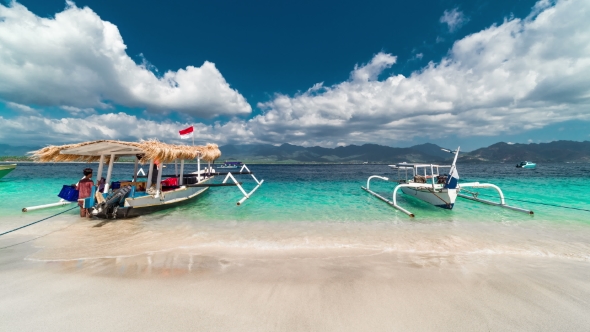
[94,185,210,219]
[401,187,457,209]
[516,162,536,169]
[0,164,16,179]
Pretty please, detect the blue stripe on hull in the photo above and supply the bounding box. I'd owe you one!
[435,203,454,210]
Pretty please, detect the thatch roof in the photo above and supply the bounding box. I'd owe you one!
[29,140,221,163]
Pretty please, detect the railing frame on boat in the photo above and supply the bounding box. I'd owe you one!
[222,164,264,205]
[361,176,415,217]
[362,176,533,217]
[457,182,534,214]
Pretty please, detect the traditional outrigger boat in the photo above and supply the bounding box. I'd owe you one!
[362,147,533,217]
[24,140,264,218]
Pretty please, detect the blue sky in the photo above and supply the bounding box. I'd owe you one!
[0,0,589,150]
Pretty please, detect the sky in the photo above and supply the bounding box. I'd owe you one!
[0,0,589,150]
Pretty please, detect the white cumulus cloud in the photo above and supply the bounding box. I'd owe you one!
[6,102,38,114]
[1,0,589,148]
[247,0,590,146]
[440,8,469,33]
[0,112,257,147]
[0,2,251,118]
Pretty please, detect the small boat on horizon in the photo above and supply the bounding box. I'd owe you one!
[0,164,16,179]
[362,147,533,217]
[218,161,243,169]
[516,161,536,169]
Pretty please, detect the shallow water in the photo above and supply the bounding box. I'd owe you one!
[1,162,589,261]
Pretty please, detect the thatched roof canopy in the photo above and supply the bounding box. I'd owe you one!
[29,140,221,163]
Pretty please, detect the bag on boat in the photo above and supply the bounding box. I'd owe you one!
[58,185,79,202]
[161,177,178,187]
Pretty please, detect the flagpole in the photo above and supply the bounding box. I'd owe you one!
[192,124,194,146]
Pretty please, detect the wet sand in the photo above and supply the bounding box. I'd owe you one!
[1,217,590,331]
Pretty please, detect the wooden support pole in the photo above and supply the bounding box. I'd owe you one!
[104,153,115,193]
[179,160,185,185]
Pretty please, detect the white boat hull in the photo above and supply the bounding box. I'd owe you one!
[124,186,209,209]
[93,179,213,219]
[400,186,457,209]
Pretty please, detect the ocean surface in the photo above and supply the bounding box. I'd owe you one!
[1,162,590,331]
[1,162,589,257]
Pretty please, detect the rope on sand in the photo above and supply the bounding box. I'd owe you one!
[0,206,78,238]
[460,189,590,213]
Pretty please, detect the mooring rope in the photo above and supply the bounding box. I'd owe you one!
[0,206,78,238]
[460,188,590,213]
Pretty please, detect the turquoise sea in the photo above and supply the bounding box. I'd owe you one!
[1,162,589,222]
[1,162,589,260]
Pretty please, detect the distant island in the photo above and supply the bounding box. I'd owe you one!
[1,140,589,164]
[218,140,590,163]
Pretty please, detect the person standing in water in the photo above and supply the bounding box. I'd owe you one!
[76,167,94,217]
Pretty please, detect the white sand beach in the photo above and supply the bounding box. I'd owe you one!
[1,216,589,331]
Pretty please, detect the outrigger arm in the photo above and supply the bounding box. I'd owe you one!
[457,182,534,214]
[361,176,415,217]
[222,164,264,205]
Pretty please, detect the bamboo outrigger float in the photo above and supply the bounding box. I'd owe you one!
[362,147,533,217]
[25,140,264,218]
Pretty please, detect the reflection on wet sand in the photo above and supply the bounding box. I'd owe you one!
[3,243,590,331]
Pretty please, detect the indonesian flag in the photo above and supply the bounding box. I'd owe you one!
[179,126,194,139]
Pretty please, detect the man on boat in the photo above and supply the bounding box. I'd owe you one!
[76,168,94,217]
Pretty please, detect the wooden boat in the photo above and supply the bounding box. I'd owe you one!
[25,140,264,218]
[0,164,16,179]
[362,147,532,217]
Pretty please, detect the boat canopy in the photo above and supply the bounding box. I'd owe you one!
[29,140,221,163]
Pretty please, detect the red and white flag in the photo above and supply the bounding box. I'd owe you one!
[179,125,194,139]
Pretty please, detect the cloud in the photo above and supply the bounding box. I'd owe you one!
[0,2,251,118]
[0,112,256,146]
[246,0,590,146]
[60,106,96,116]
[350,53,397,82]
[1,0,589,148]
[440,8,469,33]
[6,101,38,114]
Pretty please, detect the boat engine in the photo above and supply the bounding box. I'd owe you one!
[93,185,132,219]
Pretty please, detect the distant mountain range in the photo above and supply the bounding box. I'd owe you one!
[1,141,589,163]
[219,140,590,163]
[460,141,590,163]
[219,143,452,163]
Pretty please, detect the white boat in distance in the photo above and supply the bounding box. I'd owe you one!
[516,161,536,169]
[218,161,243,169]
[362,147,533,217]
